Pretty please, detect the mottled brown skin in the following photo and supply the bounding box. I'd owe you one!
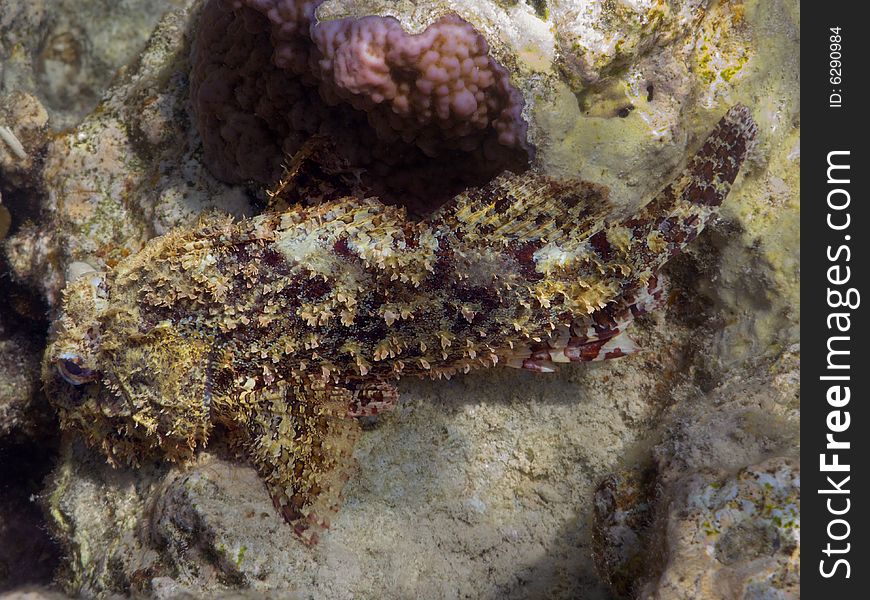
[44,106,757,543]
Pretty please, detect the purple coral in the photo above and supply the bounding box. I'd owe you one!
[191,0,531,211]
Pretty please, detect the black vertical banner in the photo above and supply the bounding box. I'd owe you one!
[803,4,869,597]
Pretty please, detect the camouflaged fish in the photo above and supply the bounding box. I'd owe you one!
[44,106,757,543]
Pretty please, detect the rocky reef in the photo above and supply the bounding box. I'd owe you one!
[0,0,799,598]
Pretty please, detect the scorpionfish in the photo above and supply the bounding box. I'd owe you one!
[44,106,757,543]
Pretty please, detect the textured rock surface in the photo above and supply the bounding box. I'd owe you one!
[3,2,253,308]
[0,318,46,438]
[642,457,800,600]
[0,0,182,129]
[593,348,800,598]
[0,242,53,439]
[0,91,49,188]
[0,0,799,598]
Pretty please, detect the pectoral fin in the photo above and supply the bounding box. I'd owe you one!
[245,379,361,544]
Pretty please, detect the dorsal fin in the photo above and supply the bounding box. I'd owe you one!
[431,170,614,244]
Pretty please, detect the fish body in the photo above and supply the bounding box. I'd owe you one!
[45,106,756,542]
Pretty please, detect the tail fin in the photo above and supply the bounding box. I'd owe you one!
[613,105,757,280]
[431,106,756,292]
[629,105,757,224]
[435,106,755,249]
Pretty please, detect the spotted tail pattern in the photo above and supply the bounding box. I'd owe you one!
[501,105,757,371]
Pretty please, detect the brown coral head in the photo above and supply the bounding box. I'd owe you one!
[190,0,533,214]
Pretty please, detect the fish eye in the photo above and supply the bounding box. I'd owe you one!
[56,356,98,386]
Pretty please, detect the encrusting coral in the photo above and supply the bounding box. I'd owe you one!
[191,0,531,210]
[44,105,756,544]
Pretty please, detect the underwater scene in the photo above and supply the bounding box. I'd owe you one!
[1,0,799,598]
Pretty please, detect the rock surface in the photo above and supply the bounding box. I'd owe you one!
[593,348,800,598]
[3,1,253,307]
[0,0,182,129]
[0,327,46,439]
[643,457,800,600]
[0,0,799,598]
